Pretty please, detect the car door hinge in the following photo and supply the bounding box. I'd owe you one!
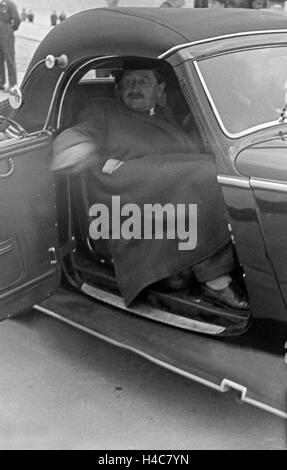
[49,238,76,264]
[58,237,77,260]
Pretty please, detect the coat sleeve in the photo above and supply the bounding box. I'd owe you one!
[51,101,107,173]
[8,1,21,31]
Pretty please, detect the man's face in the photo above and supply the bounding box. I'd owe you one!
[119,69,166,113]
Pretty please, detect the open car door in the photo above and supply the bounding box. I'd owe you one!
[0,131,61,320]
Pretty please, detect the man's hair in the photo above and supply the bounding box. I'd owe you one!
[114,59,168,86]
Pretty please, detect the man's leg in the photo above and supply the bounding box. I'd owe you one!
[0,50,6,88]
[193,243,249,310]
[2,25,17,88]
[192,242,235,284]
[0,33,6,88]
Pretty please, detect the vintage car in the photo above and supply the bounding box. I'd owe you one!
[1,7,287,419]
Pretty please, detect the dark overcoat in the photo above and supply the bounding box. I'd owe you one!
[54,98,231,304]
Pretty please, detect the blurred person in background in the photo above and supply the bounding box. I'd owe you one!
[266,0,285,9]
[50,10,58,26]
[27,9,33,22]
[194,0,209,6]
[0,0,21,92]
[160,0,185,7]
[106,0,119,6]
[251,0,267,7]
[208,0,225,6]
[224,0,251,6]
[20,7,26,20]
[59,11,66,22]
[208,0,267,5]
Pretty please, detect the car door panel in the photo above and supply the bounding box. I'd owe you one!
[0,237,25,293]
[0,133,60,320]
[173,59,287,323]
[236,142,287,316]
[217,176,287,323]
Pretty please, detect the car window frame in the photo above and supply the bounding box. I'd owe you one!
[193,45,287,139]
[56,56,120,131]
[55,55,202,137]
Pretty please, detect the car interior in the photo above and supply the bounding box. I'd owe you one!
[55,56,252,337]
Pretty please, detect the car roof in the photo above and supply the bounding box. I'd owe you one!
[18,7,287,130]
[28,7,287,70]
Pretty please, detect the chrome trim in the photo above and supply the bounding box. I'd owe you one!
[251,178,287,192]
[43,71,66,130]
[194,61,280,140]
[0,130,50,148]
[5,129,24,139]
[48,247,58,265]
[0,157,14,178]
[158,29,287,59]
[0,135,29,149]
[220,379,287,420]
[217,175,250,189]
[81,283,225,335]
[34,303,287,420]
[56,55,119,129]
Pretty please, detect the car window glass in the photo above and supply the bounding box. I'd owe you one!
[80,67,122,82]
[196,47,287,135]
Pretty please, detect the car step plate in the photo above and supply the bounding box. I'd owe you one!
[81,282,225,336]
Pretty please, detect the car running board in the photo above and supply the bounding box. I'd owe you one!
[72,256,251,337]
[80,282,226,336]
[34,287,287,420]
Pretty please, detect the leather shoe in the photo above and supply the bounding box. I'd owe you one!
[201,280,250,311]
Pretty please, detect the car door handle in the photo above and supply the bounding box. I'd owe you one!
[0,158,15,178]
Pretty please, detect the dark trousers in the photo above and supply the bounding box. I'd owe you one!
[0,22,17,87]
[193,242,236,283]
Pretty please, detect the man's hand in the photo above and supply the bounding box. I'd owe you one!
[51,129,98,173]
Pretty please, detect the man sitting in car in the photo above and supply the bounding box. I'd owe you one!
[52,59,249,311]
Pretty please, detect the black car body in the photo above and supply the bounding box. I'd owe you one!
[1,7,287,418]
